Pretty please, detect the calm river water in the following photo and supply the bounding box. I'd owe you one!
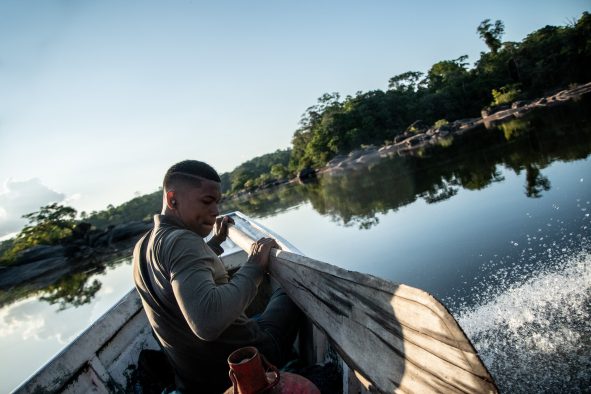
[1,99,590,392]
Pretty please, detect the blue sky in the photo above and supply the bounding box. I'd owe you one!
[0,0,588,237]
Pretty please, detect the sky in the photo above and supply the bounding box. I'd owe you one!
[0,0,588,238]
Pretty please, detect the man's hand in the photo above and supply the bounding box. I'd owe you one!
[210,215,235,246]
[248,237,279,271]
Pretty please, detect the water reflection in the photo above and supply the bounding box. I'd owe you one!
[0,259,134,392]
[0,253,130,312]
[223,99,591,229]
[40,274,102,311]
[524,164,551,198]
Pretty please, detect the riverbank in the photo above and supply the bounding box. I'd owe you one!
[318,81,591,175]
[0,221,150,304]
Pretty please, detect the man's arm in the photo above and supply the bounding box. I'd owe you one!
[167,233,274,342]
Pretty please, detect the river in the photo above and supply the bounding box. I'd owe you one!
[1,98,590,392]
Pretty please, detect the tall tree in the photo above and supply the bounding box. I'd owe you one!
[388,71,425,92]
[1,203,77,262]
[477,19,505,54]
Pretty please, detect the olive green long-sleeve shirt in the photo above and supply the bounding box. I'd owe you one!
[133,214,271,392]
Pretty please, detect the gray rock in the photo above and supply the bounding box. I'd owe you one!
[348,150,364,160]
[110,221,152,243]
[0,257,70,289]
[394,134,406,144]
[13,245,65,265]
[482,104,510,118]
[326,155,346,167]
[511,100,529,109]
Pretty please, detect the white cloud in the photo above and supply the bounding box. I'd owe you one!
[0,178,66,237]
[62,193,81,205]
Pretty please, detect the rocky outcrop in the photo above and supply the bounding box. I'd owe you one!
[0,257,71,289]
[12,245,65,266]
[0,220,153,290]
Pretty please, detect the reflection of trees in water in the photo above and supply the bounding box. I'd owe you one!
[0,256,130,311]
[524,164,551,198]
[221,184,310,219]
[40,272,102,311]
[500,118,531,141]
[38,256,129,310]
[227,100,591,228]
[308,159,416,229]
[420,180,458,204]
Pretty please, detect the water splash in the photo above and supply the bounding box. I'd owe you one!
[455,249,591,392]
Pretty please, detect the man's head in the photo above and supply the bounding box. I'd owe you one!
[162,160,222,237]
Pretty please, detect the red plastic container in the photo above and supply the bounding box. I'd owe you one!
[224,346,320,394]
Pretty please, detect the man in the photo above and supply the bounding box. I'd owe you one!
[133,160,301,393]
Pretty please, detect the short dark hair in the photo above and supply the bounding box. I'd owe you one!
[163,160,221,190]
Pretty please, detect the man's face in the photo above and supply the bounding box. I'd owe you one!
[175,179,221,237]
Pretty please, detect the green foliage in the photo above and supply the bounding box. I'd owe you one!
[40,273,102,311]
[290,89,415,169]
[500,118,530,140]
[477,19,505,53]
[0,239,14,260]
[492,84,522,105]
[426,55,469,91]
[86,190,161,228]
[434,119,449,128]
[222,149,292,193]
[270,163,289,179]
[437,136,454,148]
[388,71,425,92]
[1,203,77,263]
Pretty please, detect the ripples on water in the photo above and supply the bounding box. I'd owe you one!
[450,207,591,392]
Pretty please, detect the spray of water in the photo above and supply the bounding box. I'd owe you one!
[455,246,590,392]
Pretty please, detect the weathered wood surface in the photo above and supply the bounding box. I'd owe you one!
[228,212,497,393]
[13,289,158,394]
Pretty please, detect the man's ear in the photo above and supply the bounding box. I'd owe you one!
[165,190,177,210]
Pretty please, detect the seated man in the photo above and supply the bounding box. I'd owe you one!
[133,160,302,393]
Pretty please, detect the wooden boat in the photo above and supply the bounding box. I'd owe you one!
[13,212,497,393]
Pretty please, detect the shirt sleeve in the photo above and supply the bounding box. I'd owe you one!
[165,231,264,341]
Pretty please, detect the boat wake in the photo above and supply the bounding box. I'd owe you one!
[454,248,590,392]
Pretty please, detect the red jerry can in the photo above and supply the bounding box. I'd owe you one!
[224,346,320,394]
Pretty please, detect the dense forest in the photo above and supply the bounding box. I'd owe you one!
[220,149,291,193]
[1,14,590,263]
[289,13,591,170]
